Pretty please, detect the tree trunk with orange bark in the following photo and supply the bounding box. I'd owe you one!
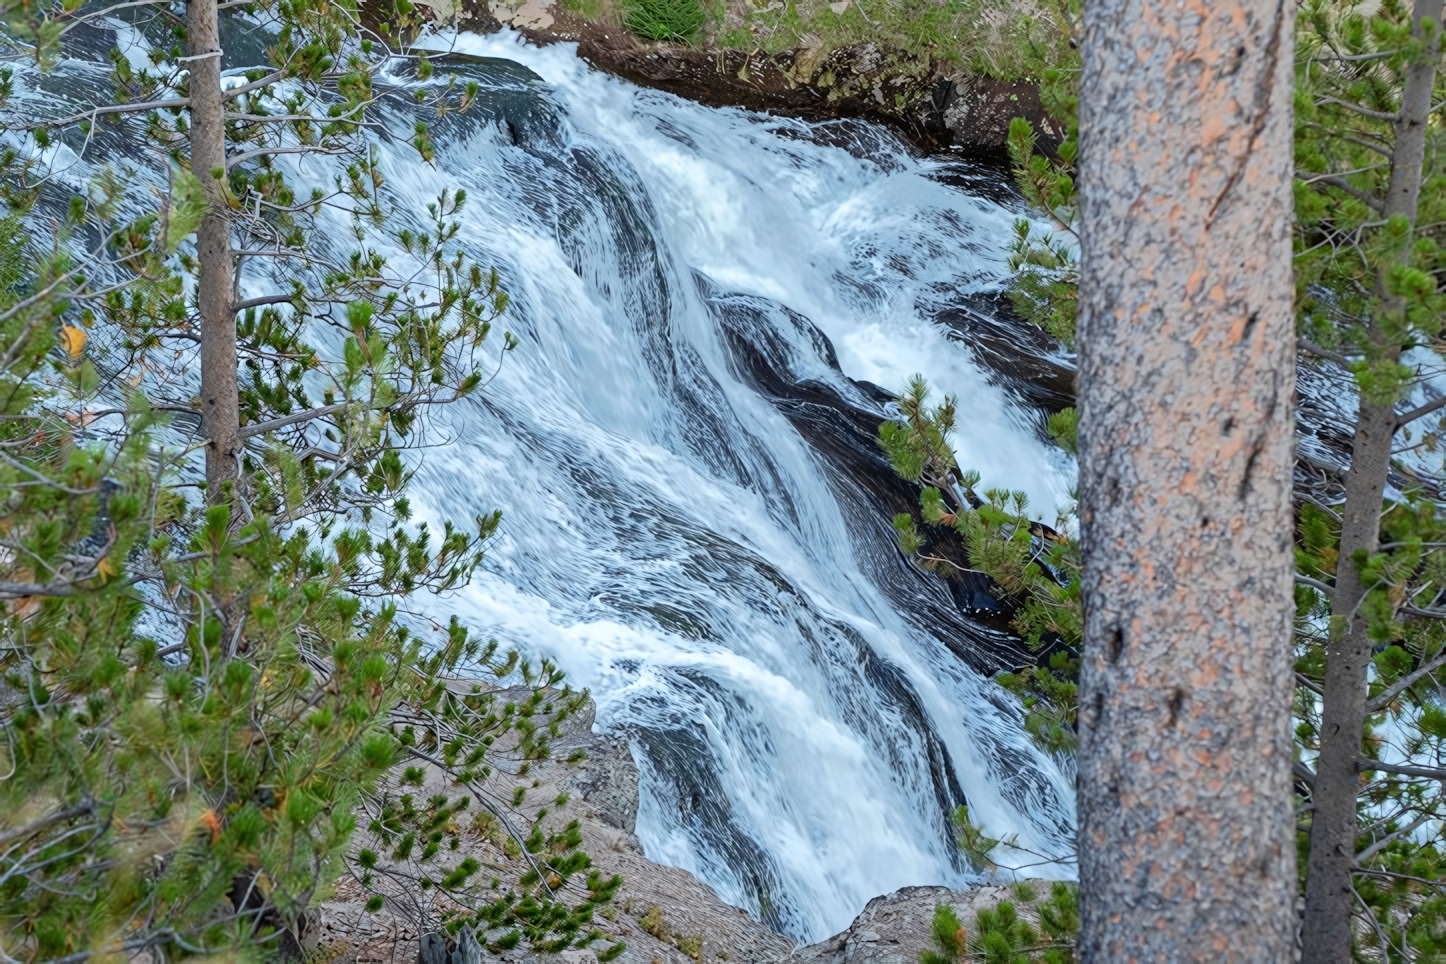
[1074,0,1298,959]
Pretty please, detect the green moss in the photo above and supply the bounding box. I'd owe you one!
[676,934,703,961]
[561,0,606,17]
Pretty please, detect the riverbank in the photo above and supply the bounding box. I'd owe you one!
[396,0,1065,152]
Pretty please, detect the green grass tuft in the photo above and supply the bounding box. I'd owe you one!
[624,0,706,40]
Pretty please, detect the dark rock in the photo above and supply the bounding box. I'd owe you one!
[569,27,1061,154]
[939,73,1065,155]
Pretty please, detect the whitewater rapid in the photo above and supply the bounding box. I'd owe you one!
[391,32,1077,940]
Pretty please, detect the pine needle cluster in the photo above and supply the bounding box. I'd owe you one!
[877,379,1080,756]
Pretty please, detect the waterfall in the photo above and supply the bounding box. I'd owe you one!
[19,23,1077,943]
[395,32,1077,941]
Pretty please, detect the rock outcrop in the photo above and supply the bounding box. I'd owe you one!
[794,884,1049,964]
[310,699,791,964]
[310,695,1057,964]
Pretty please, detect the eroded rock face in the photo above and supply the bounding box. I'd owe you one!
[569,734,640,835]
[313,698,1056,964]
[564,25,1065,153]
[572,30,952,147]
[937,74,1064,153]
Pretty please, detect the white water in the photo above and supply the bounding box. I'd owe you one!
[26,24,1077,941]
[390,32,1075,940]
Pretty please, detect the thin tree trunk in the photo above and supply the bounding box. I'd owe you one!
[1302,3,1441,959]
[1075,0,1297,959]
[187,0,238,500]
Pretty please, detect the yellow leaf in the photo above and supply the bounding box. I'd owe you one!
[60,325,87,360]
[96,555,118,580]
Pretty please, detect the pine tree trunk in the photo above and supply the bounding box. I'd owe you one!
[1301,3,1441,959]
[187,0,238,500]
[1074,1,1297,959]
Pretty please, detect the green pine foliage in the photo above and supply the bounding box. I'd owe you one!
[1033,883,1078,963]
[919,903,966,964]
[0,227,610,962]
[1002,1,1079,355]
[878,379,1080,756]
[0,1,619,961]
[917,886,1078,964]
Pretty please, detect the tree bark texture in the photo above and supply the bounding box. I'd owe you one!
[187,0,238,499]
[1302,3,1442,960]
[1075,1,1297,960]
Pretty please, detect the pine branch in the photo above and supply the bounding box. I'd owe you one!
[226,144,349,170]
[1297,336,1351,364]
[1296,170,1385,211]
[1367,647,1446,712]
[231,293,296,313]
[52,0,172,35]
[1358,758,1446,780]
[222,71,285,102]
[33,98,190,129]
[1315,96,1400,121]
[236,402,348,440]
[0,802,98,848]
[1394,391,1446,427]
[1355,812,1434,864]
[1340,134,1395,159]
[0,578,80,599]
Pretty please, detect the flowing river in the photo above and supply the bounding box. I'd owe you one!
[28,25,1077,943]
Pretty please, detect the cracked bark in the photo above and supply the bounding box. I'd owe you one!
[1076,0,1297,959]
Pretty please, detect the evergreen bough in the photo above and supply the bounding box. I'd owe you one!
[918,885,1078,964]
[0,1,624,960]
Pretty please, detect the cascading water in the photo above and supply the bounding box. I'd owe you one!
[392,32,1076,941]
[22,23,1076,943]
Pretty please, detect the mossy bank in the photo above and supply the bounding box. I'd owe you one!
[382,0,1068,152]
